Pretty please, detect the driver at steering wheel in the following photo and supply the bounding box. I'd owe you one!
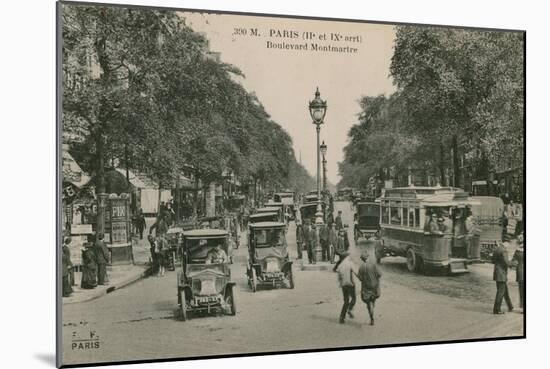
[206,244,228,264]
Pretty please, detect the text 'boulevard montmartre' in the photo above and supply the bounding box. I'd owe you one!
[266,41,359,53]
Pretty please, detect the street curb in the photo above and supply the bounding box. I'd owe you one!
[63,265,151,305]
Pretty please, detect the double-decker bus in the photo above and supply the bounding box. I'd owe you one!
[379,186,481,274]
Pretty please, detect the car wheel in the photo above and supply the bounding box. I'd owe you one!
[179,289,188,321]
[226,286,236,316]
[406,248,417,273]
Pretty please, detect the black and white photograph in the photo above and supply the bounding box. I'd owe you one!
[56,1,525,367]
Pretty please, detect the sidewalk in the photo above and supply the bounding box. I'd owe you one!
[63,236,153,305]
[62,264,150,304]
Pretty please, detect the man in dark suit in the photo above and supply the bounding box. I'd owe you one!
[95,233,110,285]
[492,241,514,314]
[304,221,317,264]
[335,211,343,231]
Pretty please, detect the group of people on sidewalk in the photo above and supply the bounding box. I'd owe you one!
[61,233,110,297]
[295,210,349,264]
[147,212,170,277]
[492,232,525,314]
[148,234,168,277]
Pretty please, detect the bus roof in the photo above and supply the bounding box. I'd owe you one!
[381,187,479,207]
[383,186,465,198]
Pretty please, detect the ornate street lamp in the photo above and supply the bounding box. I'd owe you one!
[309,88,327,263]
[309,87,327,226]
[320,141,327,192]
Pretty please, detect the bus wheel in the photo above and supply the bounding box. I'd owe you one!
[406,248,417,273]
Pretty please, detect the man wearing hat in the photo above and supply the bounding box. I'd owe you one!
[335,210,343,231]
[295,218,304,260]
[328,222,338,263]
[424,211,441,234]
[492,240,514,314]
[304,220,317,264]
[94,233,110,285]
[438,211,453,234]
[333,250,358,324]
[357,241,382,325]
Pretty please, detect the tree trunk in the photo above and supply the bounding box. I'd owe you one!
[439,144,447,186]
[157,180,162,217]
[452,135,461,188]
[175,176,180,222]
[96,132,106,235]
[192,170,199,218]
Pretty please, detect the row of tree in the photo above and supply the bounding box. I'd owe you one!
[339,26,524,193]
[62,4,315,223]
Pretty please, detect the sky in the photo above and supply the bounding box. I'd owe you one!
[181,12,397,184]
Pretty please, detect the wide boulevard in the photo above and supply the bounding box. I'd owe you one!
[61,201,523,366]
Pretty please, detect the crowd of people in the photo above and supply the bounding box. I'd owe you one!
[61,233,111,298]
[295,209,349,265]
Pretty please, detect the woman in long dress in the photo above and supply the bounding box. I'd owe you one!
[62,238,73,297]
[81,244,98,289]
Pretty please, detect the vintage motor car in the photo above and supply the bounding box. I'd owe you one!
[247,222,294,291]
[176,229,236,321]
[298,202,326,225]
[274,192,296,220]
[255,206,284,223]
[248,211,280,225]
[354,199,380,242]
[265,200,290,223]
[469,196,504,261]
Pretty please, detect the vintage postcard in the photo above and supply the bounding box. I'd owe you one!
[58,1,525,367]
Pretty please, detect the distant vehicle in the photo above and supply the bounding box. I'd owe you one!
[247,222,294,291]
[354,200,380,242]
[379,186,481,274]
[304,194,319,203]
[255,206,284,223]
[264,201,288,223]
[336,187,354,201]
[176,229,236,321]
[299,202,326,225]
[274,192,296,220]
[274,192,295,205]
[469,196,505,260]
[248,212,280,224]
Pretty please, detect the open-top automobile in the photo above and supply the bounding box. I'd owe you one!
[246,222,294,292]
[176,229,236,320]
